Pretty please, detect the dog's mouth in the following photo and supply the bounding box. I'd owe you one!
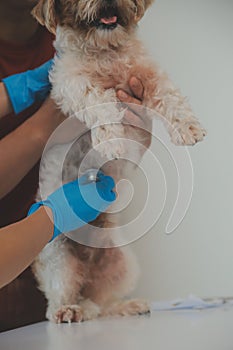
[91,7,123,30]
[97,16,118,30]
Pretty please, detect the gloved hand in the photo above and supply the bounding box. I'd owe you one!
[2,59,53,114]
[28,172,116,241]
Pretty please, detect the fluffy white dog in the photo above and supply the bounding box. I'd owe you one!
[31,0,205,323]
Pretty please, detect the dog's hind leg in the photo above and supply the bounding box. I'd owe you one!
[32,239,100,323]
[81,244,150,318]
[100,299,150,317]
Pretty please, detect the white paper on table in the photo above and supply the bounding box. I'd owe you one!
[151,294,230,311]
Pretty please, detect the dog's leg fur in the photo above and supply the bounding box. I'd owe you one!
[150,72,206,145]
[79,242,150,318]
[51,57,125,159]
[100,299,150,317]
[33,237,148,322]
[33,240,102,323]
[128,64,206,145]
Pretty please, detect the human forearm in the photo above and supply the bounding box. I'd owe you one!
[0,98,65,199]
[0,82,13,118]
[0,207,53,289]
[0,172,116,289]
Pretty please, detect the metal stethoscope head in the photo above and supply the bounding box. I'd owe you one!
[79,168,103,185]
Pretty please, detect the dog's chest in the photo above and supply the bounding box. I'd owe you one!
[81,55,139,89]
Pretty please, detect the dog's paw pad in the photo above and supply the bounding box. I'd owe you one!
[55,305,83,323]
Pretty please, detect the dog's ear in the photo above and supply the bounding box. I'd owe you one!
[135,0,155,22]
[32,0,57,34]
[144,0,155,9]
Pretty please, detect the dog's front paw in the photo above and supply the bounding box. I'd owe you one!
[171,117,206,146]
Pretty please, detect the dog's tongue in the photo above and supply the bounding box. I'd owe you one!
[100,16,117,25]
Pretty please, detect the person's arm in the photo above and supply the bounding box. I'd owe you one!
[0,82,12,118]
[0,207,53,288]
[0,98,66,199]
[0,75,149,199]
[0,172,116,289]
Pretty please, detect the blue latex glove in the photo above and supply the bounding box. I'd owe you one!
[28,172,116,241]
[2,60,53,114]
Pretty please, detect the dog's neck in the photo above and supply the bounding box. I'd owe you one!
[54,26,139,61]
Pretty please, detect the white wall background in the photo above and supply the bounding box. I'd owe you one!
[129,0,233,300]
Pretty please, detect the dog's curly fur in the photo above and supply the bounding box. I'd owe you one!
[32,0,205,323]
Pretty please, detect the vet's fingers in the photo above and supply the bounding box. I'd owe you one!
[129,77,144,100]
[117,90,142,106]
